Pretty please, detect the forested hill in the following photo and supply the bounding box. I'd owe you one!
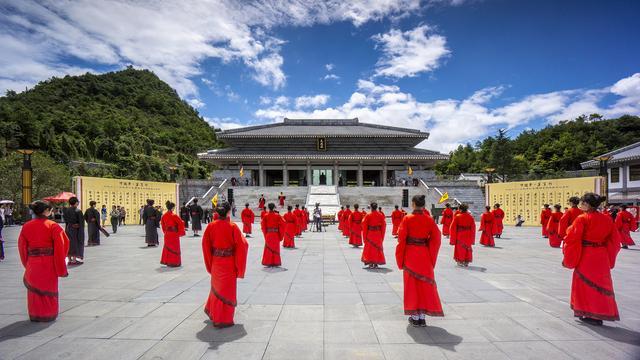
[435,114,640,179]
[0,67,221,181]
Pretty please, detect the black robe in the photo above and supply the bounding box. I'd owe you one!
[64,206,85,256]
[180,206,190,227]
[142,206,159,245]
[84,207,101,245]
[190,205,203,231]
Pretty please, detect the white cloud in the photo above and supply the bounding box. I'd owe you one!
[275,96,290,106]
[204,117,245,130]
[323,74,340,81]
[325,63,334,71]
[295,94,330,109]
[187,98,206,109]
[254,73,640,153]
[373,25,450,79]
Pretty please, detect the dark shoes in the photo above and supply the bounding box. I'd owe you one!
[419,319,426,327]
[408,317,421,327]
[579,317,603,326]
[622,245,628,249]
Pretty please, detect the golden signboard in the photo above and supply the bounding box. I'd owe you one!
[316,137,327,151]
[485,177,603,226]
[73,176,179,224]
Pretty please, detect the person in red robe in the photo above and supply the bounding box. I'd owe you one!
[337,206,344,232]
[361,203,386,268]
[348,204,364,247]
[450,203,476,266]
[540,204,552,238]
[302,206,310,231]
[616,205,636,248]
[547,204,563,248]
[559,197,582,240]
[282,206,297,248]
[240,204,255,237]
[378,207,385,217]
[396,194,444,327]
[562,193,621,326]
[18,201,69,322]
[260,209,268,221]
[479,206,495,247]
[261,203,285,267]
[202,201,248,328]
[391,205,403,237]
[160,201,185,267]
[293,204,303,237]
[278,192,286,208]
[440,203,453,237]
[341,205,352,238]
[491,203,504,238]
[258,195,266,211]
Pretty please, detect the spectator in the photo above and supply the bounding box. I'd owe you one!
[139,205,145,225]
[5,205,13,226]
[515,215,525,227]
[100,205,107,227]
[120,207,127,225]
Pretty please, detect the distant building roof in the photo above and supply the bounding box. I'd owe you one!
[216,118,429,139]
[199,147,447,161]
[581,141,640,169]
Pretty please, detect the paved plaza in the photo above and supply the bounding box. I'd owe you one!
[0,220,639,360]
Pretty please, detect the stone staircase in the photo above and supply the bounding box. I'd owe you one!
[337,187,427,213]
[230,186,309,212]
[306,186,340,217]
[427,181,485,218]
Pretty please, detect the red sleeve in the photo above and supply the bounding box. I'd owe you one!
[614,214,623,230]
[52,223,69,277]
[232,224,248,279]
[381,213,387,236]
[562,216,584,269]
[18,227,28,268]
[177,214,186,236]
[449,216,458,245]
[278,216,285,241]
[470,217,477,244]
[558,212,570,239]
[479,214,485,231]
[261,215,267,233]
[428,217,442,267]
[251,210,255,222]
[361,214,369,241]
[161,214,168,232]
[202,225,213,274]
[606,219,621,269]
[395,217,408,269]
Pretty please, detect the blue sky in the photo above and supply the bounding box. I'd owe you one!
[1,0,639,152]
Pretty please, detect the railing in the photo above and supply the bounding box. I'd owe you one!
[419,180,462,206]
[188,179,229,208]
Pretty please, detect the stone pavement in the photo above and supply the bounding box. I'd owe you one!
[0,221,639,360]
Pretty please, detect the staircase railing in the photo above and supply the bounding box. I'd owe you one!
[190,178,229,208]
[419,180,461,206]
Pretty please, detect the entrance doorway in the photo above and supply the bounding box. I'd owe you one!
[363,170,382,186]
[312,169,333,186]
[288,170,306,186]
[339,170,357,186]
[265,170,283,186]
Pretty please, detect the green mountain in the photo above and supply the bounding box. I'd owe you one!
[0,67,221,181]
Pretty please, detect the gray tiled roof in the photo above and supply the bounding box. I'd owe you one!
[199,147,448,160]
[217,118,429,138]
[581,141,640,169]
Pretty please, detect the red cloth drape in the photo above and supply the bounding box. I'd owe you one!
[562,211,620,321]
[261,211,285,266]
[395,209,443,316]
[18,218,69,322]
[361,211,386,265]
[161,211,185,267]
[202,219,248,327]
[450,212,476,263]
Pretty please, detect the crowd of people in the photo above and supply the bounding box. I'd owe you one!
[10,190,638,332]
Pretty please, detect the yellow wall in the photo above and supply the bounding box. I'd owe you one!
[73,176,178,224]
[485,177,603,226]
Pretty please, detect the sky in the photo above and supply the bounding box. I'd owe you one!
[1,0,639,153]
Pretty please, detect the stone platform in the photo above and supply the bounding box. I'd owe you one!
[0,222,638,359]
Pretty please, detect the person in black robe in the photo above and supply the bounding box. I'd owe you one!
[63,197,85,265]
[143,199,159,246]
[190,199,203,237]
[180,202,190,228]
[84,201,100,246]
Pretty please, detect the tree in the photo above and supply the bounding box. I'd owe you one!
[489,129,515,181]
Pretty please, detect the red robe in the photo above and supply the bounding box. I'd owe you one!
[283,212,297,248]
[303,209,310,231]
[261,211,285,266]
[202,219,248,327]
[615,210,636,246]
[396,209,443,317]
[341,209,352,237]
[391,209,404,236]
[559,207,582,240]
[337,210,344,231]
[540,208,552,237]
[241,208,255,234]
[258,197,265,211]
[547,212,563,248]
[563,211,620,321]
[278,195,285,207]
[361,211,386,265]
[160,211,185,267]
[491,208,504,236]
[260,210,268,221]
[479,212,495,247]
[18,218,69,322]
[439,208,453,237]
[450,212,476,263]
[293,209,304,236]
[348,211,364,246]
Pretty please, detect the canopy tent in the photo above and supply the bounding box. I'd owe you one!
[43,192,76,203]
[0,200,14,204]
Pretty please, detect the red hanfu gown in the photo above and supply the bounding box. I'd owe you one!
[361,210,387,265]
[450,212,476,263]
[303,209,310,231]
[348,211,364,246]
[341,209,352,237]
[202,219,248,327]
[547,212,563,248]
[563,211,620,321]
[18,217,69,322]
[559,207,582,240]
[283,211,297,248]
[293,209,303,236]
[278,195,286,207]
[615,210,636,246]
[241,208,255,234]
[540,208,552,237]
[261,211,285,266]
[479,212,495,247]
[440,208,454,237]
[337,209,344,231]
[491,208,504,236]
[391,209,404,236]
[160,210,186,267]
[258,197,265,211]
[396,209,444,317]
[260,210,268,221]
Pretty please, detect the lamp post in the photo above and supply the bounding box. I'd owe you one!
[17,149,34,222]
[485,167,496,184]
[597,155,612,207]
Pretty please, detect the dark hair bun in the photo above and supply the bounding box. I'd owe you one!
[580,192,606,208]
[30,200,51,216]
[411,194,426,207]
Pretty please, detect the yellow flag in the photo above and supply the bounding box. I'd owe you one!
[408,166,413,175]
[212,193,218,207]
[239,166,244,177]
[438,192,449,204]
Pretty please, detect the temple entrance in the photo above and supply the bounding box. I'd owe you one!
[288,170,306,186]
[265,170,283,186]
[338,170,357,186]
[363,170,382,186]
[312,169,333,186]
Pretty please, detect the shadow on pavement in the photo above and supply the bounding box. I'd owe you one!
[0,320,53,340]
[465,266,487,272]
[406,324,463,352]
[364,267,393,273]
[575,322,640,345]
[155,266,181,273]
[196,322,247,349]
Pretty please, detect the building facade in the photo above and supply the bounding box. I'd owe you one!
[581,141,640,203]
[199,118,448,187]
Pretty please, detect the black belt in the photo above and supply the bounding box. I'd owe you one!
[582,240,606,247]
[353,220,362,224]
[406,237,428,246]
[266,227,279,233]
[368,226,382,231]
[212,248,234,257]
[167,226,178,232]
[148,216,157,220]
[28,248,54,256]
[457,226,472,231]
